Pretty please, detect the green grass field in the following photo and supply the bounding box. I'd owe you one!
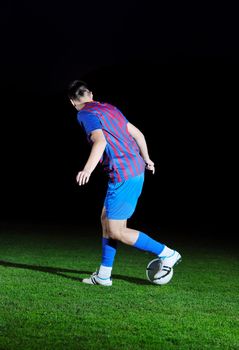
[0,223,238,350]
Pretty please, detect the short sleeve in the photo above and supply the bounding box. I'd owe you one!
[77,111,102,135]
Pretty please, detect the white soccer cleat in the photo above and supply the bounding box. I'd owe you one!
[82,271,112,286]
[154,250,182,280]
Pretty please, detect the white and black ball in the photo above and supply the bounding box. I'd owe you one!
[146,258,173,285]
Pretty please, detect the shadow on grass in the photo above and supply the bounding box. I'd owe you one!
[0,260,150,285]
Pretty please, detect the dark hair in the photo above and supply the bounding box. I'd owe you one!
[67,80,89,100]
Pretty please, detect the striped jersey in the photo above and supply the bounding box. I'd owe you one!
[77,101,145,183]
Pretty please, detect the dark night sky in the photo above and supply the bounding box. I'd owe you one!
[1,1,239,93]
[1,1,238,236]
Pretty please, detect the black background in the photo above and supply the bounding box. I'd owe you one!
[1,1,238,239]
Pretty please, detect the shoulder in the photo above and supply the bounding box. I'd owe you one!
[77,110,98,123]
[103,102,127,118]
[104,102,118,111]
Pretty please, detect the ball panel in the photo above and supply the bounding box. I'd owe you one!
[153,267,173,285]
[146,258,174,285]
[146,258,162,282]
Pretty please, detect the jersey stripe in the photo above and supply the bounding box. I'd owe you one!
[98,110,133,179]
[104,104,144,176]
[98,109,136,178]
[105,110,141,175]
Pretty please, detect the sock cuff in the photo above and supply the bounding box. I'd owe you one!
[102,237,118,249]
[133,231,148,247]
[133,231,165,255]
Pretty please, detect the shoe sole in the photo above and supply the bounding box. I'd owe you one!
[82,277,112,286]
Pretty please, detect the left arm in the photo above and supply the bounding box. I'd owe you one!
[127,122,155,174]
[76,129,107,186]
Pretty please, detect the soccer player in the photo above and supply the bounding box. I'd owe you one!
[68,80,182,286]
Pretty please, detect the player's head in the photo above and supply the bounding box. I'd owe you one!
[68,80,93,110]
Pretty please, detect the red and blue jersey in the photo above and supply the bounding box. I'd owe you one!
[77,101,145,183]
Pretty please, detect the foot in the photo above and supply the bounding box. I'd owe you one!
[154,250,182,279]
[82,271,112,286]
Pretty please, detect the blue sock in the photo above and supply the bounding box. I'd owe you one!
[101,237,118,267]
[133,232,165,255]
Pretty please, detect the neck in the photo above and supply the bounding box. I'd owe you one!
[77,100,94,111]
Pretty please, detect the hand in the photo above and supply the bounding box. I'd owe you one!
[76,169,91,186]
[145,159,155,174]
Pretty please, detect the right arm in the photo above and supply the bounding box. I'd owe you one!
[76,129,107,186]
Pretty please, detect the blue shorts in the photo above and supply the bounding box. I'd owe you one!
[104,173,144,220]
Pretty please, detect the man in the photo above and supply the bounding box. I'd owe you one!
[68,80,181,286]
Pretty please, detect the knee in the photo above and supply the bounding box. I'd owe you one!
[107,223,126,241]
[107,220,126,241]
[108,228,122,240]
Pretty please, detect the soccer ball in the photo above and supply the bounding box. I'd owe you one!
[146,258,174,285]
